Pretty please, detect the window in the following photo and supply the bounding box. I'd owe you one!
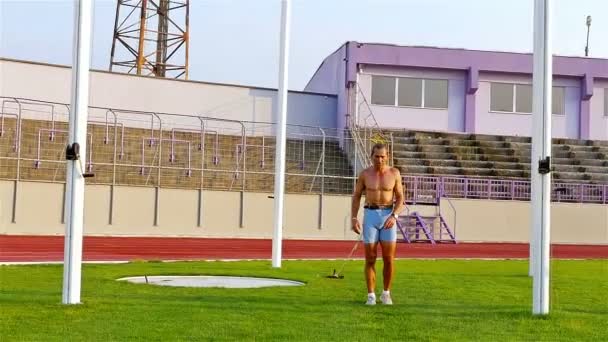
[515,84,532,113]
[371,76,396,105]
[490,83,514,112]
[424,79,449,109]
[605,88,608,116]
[397,77,422,107]
[552,87,565,115]
[491,82,565,114]
[371,75,448,109]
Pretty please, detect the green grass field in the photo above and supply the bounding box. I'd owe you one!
[1,259,606,341]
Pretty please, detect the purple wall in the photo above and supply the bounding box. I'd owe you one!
[589,80,608,140]
[305,44,348,129]
[474,73,581,139]
[356,65,465,132]
[306,42,608,141]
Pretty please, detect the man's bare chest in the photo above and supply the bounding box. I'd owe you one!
[365,175,394,191]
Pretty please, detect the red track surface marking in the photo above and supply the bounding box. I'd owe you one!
[1,235,607,262]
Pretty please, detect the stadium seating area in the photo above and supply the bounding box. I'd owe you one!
[391,130,608,184]
[0,117,354,194]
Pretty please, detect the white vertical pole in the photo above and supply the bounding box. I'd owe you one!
[62,0,92,304]
[530,0,543,277]
[272,0,291,268]
[531,0,552,315]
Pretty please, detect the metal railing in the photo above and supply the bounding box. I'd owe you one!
[0,96,359,195]
[403,175,608,204]
[346,83,394,169]
[354,83,390,148]
[2,96,605,205]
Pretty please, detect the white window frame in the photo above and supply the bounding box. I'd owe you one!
[489,82,566,116]
[369,74,449,110]
[604,88,608,117]
[422,79,450,109]
[396,77,423,108]
[421,80,425,107]
[551,86,566,116]
[395,79,398,106]
[370,75,397,106]
[514,83,532,114]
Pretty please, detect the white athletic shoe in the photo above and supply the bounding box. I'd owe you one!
[380,292,393,305]
[365,294,376,305]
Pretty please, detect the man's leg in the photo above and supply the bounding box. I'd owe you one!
[380,240,396,291]
[364,242,378,293]
[362,211,380,304]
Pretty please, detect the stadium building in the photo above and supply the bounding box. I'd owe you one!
[0,41,606,244]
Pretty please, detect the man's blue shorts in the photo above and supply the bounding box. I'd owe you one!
[362,208,397,244]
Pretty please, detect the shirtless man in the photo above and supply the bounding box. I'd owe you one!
[351,143,405,305]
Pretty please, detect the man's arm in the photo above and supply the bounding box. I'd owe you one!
[391,168,405,216]
[351,172,366,220]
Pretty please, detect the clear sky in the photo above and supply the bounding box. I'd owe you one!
[1,0,606,90]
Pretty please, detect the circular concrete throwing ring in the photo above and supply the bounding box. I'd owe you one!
[117,275,305,288]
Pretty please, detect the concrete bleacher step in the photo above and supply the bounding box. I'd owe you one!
[412,137,509,149]
[553,138,598,146]
[426,159,483,168]
[553,171,591,182]
[550,164,608,175]
[501,144,607,159]
[493,169,527,178]
[591,140,608,147]
[393,143,469,153]
[395,152,526,164]
[446,146,484,154]
[476,140,512,148]
[569,151,607,160]
[552,164,586,173]
[396,156,527,170]
[391,143,421,152]
[470,134,510,142]
[560,145,608,153]
[397,157,528,172]
[551,172,607,183]
[553,157,582,165]
[397,165,495,177]
[588,173,608,182]
[393,136,444,145]
[459,167,498,177]
[398,132,531,143]
[417,144,454,153]
[444,139,482,147]
[487,161,527,170]
[459,154,521,163]
[398,136,502,148]
[397,165,432,174]
[571,159,608,167]
[508,142,581,152]
[405,131,473,141]
[510,139,608,149]
[393,152,456,160]
[500,136,531,143]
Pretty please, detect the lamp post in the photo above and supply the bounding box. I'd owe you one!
[585,16,591,57]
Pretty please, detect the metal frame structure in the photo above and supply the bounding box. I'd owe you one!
[2,96,605,201]
[109,0,189,79]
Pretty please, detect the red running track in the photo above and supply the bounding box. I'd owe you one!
[1,235,607,262]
